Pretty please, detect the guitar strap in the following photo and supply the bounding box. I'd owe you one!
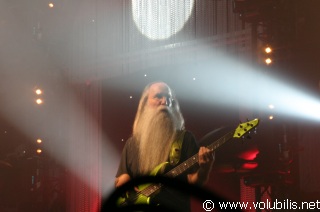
[169,130,186,166]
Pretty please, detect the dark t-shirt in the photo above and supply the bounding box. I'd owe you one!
[116,131,199,212]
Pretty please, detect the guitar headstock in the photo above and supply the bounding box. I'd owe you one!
[233,119,259,138]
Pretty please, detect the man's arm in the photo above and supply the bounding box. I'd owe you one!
[187,147,215,185]
[115,173,131,188]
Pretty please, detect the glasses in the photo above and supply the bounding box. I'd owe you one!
[154,94,173,106]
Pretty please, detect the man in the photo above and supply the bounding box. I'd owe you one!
[115,82,214,211]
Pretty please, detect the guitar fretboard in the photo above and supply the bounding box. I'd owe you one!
[165,131,234,178]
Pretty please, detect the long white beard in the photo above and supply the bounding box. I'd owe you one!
[135,106,178,175]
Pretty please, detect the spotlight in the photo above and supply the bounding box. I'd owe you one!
[265,58,272,65]
[35,89,42,95]
[131,0,194,40]
[265,47,272,54]
[36,99,43,105]
[36,149,42,154]
[268,104,275,109]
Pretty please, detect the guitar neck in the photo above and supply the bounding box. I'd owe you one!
[165,131,234,178]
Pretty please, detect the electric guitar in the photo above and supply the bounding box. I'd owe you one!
[117,118,260,207]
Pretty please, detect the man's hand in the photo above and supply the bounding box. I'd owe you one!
[198,146,215,169]
[115,174,131,188]
[188,147,215,185]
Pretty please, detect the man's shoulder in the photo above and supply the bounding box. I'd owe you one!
[180,130,198,149]
[124,136,138,148]
[182,130,196,141]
